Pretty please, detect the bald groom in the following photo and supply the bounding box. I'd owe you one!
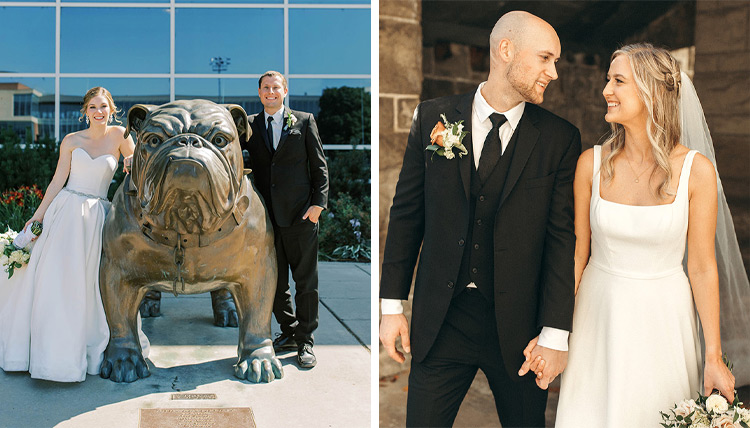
[379,11,580,427]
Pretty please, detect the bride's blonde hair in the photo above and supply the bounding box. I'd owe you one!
[601,43,682,198]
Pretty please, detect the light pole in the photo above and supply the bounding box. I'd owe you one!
[209,57,231,103]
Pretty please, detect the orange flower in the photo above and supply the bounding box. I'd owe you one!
[430,121,446,147]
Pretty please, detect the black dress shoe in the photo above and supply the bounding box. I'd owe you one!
[273,333,298,352]
[297,343,316,369]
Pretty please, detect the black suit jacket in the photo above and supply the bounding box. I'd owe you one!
[380,92,581,378]
[244,107,329,227]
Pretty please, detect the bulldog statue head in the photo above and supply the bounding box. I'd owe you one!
[125,100,249,235]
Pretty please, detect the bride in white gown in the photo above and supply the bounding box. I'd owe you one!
[555,44,736,427]
[0,87,148,382]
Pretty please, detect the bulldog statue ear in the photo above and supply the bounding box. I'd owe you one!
[125,104,156,139]
[225,104,251,143]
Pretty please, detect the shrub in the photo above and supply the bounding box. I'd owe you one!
[316,148,371,261]
[0,185,44,232]
[0,129,58,192]
[318,193,371,261]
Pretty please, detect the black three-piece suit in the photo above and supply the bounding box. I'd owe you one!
[380,91,581,427]
[244,107,328,345]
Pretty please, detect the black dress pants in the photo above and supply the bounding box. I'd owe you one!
[406,288,547,428]
[272,219,319,345]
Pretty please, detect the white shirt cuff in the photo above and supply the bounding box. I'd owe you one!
[380,298,404,315]
[537,327,569,351]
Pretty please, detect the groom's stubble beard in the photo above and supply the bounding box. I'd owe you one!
[506,58,544,105]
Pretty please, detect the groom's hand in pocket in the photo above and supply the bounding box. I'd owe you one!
[380,314,411,363]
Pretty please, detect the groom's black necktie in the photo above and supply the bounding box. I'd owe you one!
[267,116,275,154]
[477,113,507,183]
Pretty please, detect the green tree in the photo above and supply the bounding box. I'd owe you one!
[0,128,58,192]
[316,86,370,146]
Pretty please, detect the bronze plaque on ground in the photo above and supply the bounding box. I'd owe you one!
[170,393,217,400]
[139,407,255,428]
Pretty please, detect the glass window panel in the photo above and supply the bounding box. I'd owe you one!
[0,77,55,141]
[0,7,55,73]
[175,78,262,116]
[60,78,170,137]
[290,0,370,3]
[287,78,369,117]
[177,0,280,3]
[289,9,370,74]
[63,0,167,2]
[175,8,283,74]
[60,8,170,73]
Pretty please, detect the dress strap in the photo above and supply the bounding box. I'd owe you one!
[592,145,602,199]
[676,150,698,201]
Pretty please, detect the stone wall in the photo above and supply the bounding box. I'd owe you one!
[378,0,421,377]
[693,1,750,275]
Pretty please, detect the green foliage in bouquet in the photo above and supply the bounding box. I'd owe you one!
[0,185,44,232]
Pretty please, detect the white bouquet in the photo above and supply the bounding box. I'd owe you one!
[661,356,747,428]
[1,227,33,279]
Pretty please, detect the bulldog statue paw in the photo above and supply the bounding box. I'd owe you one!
[99,99,282,383]
[234,344,284,383]
[100,340,151,383]
[211,289,239,327]
[139,290,162,318]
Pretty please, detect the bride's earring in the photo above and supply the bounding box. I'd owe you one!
[85,116,89,125]
[109,114,113,124]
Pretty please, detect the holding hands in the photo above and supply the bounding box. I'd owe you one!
[518,336,568,390]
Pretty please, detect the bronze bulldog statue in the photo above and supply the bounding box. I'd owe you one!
[99,99,282,383]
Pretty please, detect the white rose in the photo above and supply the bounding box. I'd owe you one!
[674,399,698,418]
[737,408,750,423]
[444,149,455,160]
[706,394,730,414]
[710,412,739,428]
[22,252,30,263]
[9,250,22,264]
[0,238,9,247]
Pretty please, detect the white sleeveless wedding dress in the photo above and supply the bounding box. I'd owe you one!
[556,146,702,428]
[0,147,149,382]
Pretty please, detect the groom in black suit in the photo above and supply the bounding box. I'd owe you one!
[244,71,329,369]
[380,11,580,427]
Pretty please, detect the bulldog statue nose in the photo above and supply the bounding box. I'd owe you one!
[177,135,203,148]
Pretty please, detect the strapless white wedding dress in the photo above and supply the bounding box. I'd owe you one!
[0,147,149,382]
[556,146,702,427]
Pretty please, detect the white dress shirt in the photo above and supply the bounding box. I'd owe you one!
[264,108,285,150]
[381,83,569,352]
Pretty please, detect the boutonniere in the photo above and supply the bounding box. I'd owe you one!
[283,111,297,131]
[426,114,468,160]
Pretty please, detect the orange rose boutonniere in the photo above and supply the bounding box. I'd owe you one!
[426,114,468,160]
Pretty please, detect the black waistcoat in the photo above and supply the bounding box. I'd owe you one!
[455,128,520,302]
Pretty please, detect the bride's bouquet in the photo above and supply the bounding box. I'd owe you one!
[1,226,35,279]
[661,357,748,428]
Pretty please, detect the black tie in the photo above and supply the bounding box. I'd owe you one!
[476,113,507,183]
[267,116,275,153]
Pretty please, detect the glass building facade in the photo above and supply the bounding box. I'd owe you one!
[0,1,371,148]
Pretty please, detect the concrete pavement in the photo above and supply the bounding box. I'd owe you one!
[0,262,371,428]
